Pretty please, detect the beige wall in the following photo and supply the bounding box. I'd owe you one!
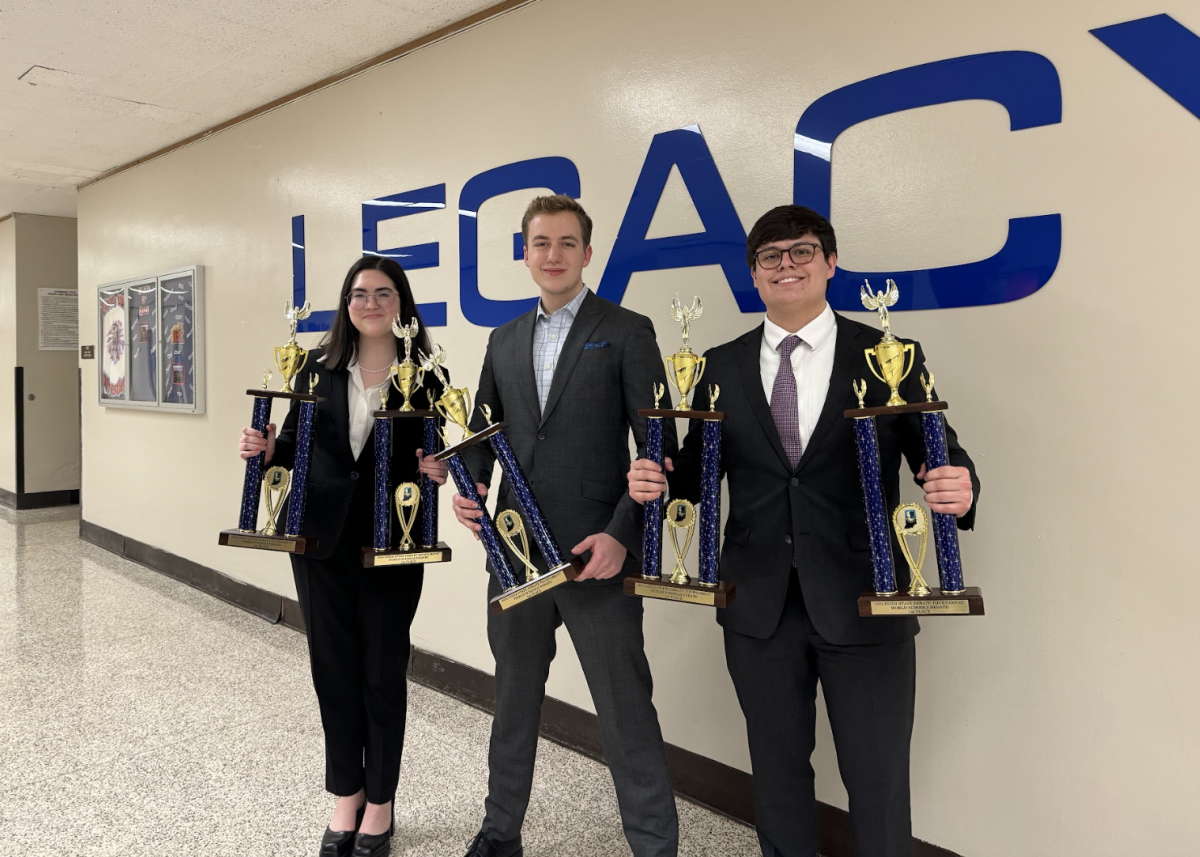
[76,0,1200,854]
[15,215,80,493]
[0,218,15,492]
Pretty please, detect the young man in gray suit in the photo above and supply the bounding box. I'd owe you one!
[451,195,679,857]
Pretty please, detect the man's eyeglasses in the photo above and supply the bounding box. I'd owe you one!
[754,242,822,269]
[346,290,399,309]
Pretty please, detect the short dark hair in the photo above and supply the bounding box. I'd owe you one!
[746,205,837,268]
[522,194,593,247]
[317,255,433,371]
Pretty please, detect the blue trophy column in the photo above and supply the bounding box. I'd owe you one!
[239,395,271,532]
[852,416,898,595]
[922,411,965,593]
[487,430,565,569]
[421,416,439,547]
[445,454,519,590]
[372,416,391,551]
[641,416,664,580]
[284,399,317,537]
[698,418,722,587]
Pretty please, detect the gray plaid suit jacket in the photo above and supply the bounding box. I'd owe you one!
[460,290,676,580]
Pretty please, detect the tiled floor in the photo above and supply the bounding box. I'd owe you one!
[0,506,760,856]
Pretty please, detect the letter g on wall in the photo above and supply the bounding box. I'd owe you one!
[794,51,1063,311]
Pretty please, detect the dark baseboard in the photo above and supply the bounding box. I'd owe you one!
[80,519,282,622]
[80,519,961,857]
[0,487,80,510]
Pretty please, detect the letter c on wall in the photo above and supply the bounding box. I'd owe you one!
[794,51,1063,310]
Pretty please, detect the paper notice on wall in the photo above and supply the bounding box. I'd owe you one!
[38,289,78,351]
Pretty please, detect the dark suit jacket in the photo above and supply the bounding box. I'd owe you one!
[272,347,446,561]
[460,291,677,580]
[668,314,980,645]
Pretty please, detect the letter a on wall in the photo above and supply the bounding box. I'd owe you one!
[598,126,759,312]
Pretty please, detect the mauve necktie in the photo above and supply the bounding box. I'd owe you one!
[771,335,803,469]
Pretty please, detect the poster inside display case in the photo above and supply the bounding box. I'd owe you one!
[159,271,200,409]
[96,266,205,413]
[99,286,127,401]
[128,282,158,403]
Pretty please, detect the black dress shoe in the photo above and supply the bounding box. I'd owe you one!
[462,831,523,857]
[320,801,366,857]
[351,809,395,857]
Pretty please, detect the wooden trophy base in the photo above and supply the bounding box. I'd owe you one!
[489,556,586,614]
[244,389,324,403]
[844,400,948,419]
[219,529,317,554]
[639,408,727,421]
[623,575,735,607]
[371,408,436,419]
[434,422,505,461]
[361,543,452,567]
[858,586,984,617]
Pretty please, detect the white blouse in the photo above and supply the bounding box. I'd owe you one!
[346,358,397,460]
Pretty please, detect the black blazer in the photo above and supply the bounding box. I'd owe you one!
[272,347,446,561]
[669,314,980,645]
[460,291,677,579]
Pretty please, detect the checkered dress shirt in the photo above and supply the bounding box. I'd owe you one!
[532,286,589,413]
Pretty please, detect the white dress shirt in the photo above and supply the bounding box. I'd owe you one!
[347,358,398,460]
[532,285,589,413]
[760,303,837,451]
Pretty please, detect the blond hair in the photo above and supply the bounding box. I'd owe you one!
[521,194,593,248]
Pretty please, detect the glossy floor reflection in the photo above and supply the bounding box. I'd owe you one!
[0,506,760,856]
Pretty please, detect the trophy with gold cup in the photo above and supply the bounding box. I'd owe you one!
[428,342,585,613]
[360,316,452,568]
[219,300,324,554]
[845,279,984,616]
[624,295,736,607]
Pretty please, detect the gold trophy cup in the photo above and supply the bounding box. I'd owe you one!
[390,316,425,411]
[860,280,914,406]
[274,299,313,393]
[418,344,474,444]
[665,295,706,409]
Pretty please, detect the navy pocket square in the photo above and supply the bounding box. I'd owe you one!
[582,340,611,350]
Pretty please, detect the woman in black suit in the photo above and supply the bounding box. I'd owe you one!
[238,256,447,857]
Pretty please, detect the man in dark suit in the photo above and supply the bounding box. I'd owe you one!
[628,206,980,857]
[451,195,679,857]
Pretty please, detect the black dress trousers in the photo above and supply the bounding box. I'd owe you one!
[723,573,916,857]
[290,442,424,805]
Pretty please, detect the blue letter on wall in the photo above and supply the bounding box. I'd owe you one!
[794,52,1063,310]
[459,157,580,327]
[598,127,758,311]
[363,184,448,326]
[292,215,334,333]
[1091,14,1200,121]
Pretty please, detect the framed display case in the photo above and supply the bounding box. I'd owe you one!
[96,266,205,413]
